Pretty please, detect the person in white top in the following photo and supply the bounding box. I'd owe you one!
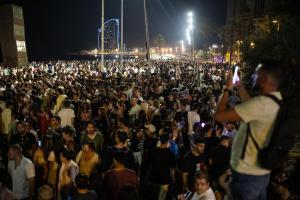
[7,144,35,200]
[187,103,200,135]
[58,100,75,128]
[178,173,216,200]
[58,148,79,199]
[214,60,284,200]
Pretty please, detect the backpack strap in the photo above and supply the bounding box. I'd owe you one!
[241,126,251,159]
[264,94,282,106]
[241,125,261,159]
[248,127,261,152]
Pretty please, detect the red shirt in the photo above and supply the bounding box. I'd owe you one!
[104,168,138,200]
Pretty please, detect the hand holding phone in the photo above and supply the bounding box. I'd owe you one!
[232,66,240,85]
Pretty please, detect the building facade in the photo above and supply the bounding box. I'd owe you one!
[0,4,28,67]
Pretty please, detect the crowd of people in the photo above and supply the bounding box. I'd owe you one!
[0,59,299,200]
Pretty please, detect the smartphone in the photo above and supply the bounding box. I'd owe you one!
[184,191,192,200]
[201,123,205,128]
[233,66,240,84]
[37,140,42,147]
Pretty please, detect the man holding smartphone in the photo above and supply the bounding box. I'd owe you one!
[214,60,284,200]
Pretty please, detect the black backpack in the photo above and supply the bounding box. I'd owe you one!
[241,94,300,170]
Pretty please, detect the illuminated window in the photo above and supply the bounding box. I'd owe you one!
[14,24,25,37]
[16,40,26,52]
[13,6,23,20]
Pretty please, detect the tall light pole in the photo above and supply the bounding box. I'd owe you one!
[120,0,124,68]
[101,0,105,71]
[144,0,151,67]
[187,12,194,60]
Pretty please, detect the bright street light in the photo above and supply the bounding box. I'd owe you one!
[186,11,194,60]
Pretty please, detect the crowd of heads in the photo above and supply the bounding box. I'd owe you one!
[0,59,299,200]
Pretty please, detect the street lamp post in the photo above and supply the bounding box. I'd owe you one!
[101,0,105,72]
[187,12,194,60]
[120,0,124,68]
[144,0,151,67]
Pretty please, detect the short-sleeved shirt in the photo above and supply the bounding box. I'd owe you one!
[231,92,281,175]
[8,157,35,199]
[100,146,135,173]
[76,150,99,176]
[180,152,207,190]
[80,132,104,153]
[104,169,138,200]
[58,160,79,190]
[58,108,75,127]
[149,147,176,185]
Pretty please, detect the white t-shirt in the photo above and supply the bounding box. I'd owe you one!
[231,92,281,175]
[191,187,216,200]
[187,111,200,135]
[8,157,35,199]
[58,108,75,127]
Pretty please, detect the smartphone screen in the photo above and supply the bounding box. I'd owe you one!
[38,140,42,147]
[233,66,240,84]
[184,191,192,200]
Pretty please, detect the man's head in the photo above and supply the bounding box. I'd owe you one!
[8,144,22,160]
[16,121,25,134]
[226,122,236,132]
[60,148,73,163]
[159,133,170,145]
[50,116,60,128]
[252,60,284,94]
[75,173,89,190]
[86,121,95,135]
[131,98,137,106]
[82,141,95,153]
[115,131,128,144]
[113,151,126,167]
[191,103,199,112]
[194,173,210,195]
[194,137,205,154]
[62,126,75,140]
[203,124,213,137]
[219,136,231,148]
[38,184,54,200]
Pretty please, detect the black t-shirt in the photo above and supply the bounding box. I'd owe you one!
[99,146,135,173]
[149,147,176,185]
[208,145,230,181]
[74,190,97,200]
[180,151,207,190]
[204,137,220,156]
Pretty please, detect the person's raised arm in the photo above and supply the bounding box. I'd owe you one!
[28,177,35,200]
[236,81,251,102]
[214,72,242,123]
[182,172,189,191]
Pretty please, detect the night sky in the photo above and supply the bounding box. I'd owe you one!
[0,0,227,60]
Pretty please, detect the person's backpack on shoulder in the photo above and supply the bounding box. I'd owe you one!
[245,95,300,170]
